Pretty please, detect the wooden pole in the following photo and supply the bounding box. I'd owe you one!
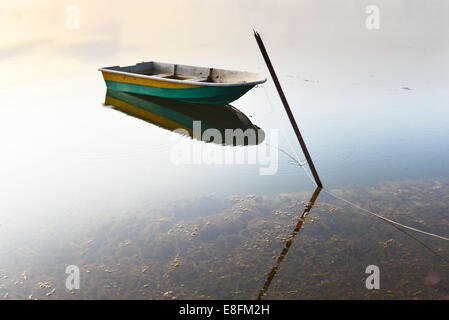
[253,30,323,188]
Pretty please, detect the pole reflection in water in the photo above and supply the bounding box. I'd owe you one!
[256,187,322,300]
[104,89,265,146]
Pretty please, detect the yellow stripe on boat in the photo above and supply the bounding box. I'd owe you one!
[102,71,200,89]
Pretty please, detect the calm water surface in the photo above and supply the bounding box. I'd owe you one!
[0,0,448,299]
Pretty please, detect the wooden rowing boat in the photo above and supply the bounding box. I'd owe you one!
[99,61,266,105]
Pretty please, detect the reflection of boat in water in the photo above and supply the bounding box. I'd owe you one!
[104,89,265,146]
[99,61,266,104]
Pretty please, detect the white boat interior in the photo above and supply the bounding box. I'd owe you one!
[101,61,266,85]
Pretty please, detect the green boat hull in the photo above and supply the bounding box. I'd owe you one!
[104,80,255,105]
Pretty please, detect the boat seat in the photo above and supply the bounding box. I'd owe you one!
[150,73,172,78]
[187,77,209,82]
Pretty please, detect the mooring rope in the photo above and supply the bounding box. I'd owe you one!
[258,83,449,244]
[282,144,449,242]
[288,149,449,263]
[262,86,302,164]
[321,188,449,242]
[291,156,449,242]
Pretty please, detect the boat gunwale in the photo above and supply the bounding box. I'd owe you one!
[98,66,267,88]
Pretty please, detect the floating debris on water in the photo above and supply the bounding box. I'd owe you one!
[118,240,132,247]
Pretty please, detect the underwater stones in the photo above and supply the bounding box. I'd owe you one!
[163,290,173,297]
[1,178,445,300]
[172,257,181,268]
[383,239,395,248]
[141,266,149,273]
[424,271,441,285]
[305,215,319,224]
[38,282,51,289]
[329,207,338,213]
[118,239,132,247]
[412,290,422,297]
[46,288,56,297]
